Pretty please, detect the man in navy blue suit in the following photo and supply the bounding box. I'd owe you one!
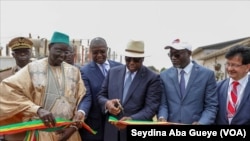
[77,37,122,141]
[216,45,250,125]
[97,40,162,141]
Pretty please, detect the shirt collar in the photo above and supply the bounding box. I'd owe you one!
[96,60,109,66]
[229,74,249,86]
[125,67,137,76]
[177,61,193,74]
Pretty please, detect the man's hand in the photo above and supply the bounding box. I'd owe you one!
[37,108,56,127]
[105,99,121,115]
[56,127,76,141]
[72,111,85,128]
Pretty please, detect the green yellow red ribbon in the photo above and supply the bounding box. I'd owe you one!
[0,118,97,136]
[108,116,184,125]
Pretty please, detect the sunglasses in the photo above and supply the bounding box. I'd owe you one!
[168,50,187,58]
[125,57,143,63]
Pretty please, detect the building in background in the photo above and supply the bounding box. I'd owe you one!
[192,37,250,79]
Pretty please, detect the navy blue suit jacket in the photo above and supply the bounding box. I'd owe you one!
[78,60,122,141]
[97,65,162,141]
[215,76,250,125]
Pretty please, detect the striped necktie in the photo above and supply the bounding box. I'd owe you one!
[227,81,239,118]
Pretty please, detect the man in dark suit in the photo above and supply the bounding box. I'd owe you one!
[77,37,122,141]
[157,39,218,125]
[97,40,162,141]
[216,45,250,125]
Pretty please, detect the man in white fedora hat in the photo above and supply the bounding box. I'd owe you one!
[97,40,162,141]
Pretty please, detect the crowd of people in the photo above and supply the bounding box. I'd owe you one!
[0,31,250,141]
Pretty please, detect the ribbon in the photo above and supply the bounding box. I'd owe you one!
[0,118,97,136]
[108,116,184,125]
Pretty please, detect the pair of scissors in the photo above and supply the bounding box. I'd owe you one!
[115,100,124,114]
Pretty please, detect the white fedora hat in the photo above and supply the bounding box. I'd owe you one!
[124,40,146,58]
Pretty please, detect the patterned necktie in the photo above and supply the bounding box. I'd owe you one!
[180,70,186,98]
[122,72,133,103]
[101,64,107,76]
[227,81,239,118]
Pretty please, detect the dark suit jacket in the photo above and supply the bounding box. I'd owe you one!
[78,60,122,141]
[158,61,218,124]
[215,76,250,125]
[97,65,162,141]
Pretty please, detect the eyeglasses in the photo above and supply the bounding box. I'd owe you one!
[168,50,187,58]
[125,57,143,63]
[225,63,244,68]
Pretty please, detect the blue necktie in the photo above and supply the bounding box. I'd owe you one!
[122,72,133,103]
[101,64,107,76]
[180,70,186,98]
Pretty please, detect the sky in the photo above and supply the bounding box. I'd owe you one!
[1,0,250,70]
